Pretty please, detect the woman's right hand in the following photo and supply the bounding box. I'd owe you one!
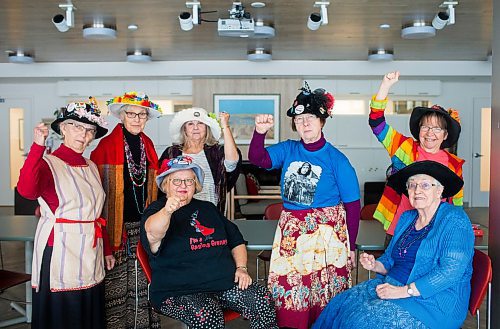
[163,196,184,215]
[375,71,400,101]
[33,123,49,146]
[359,252,376,271]
[254,114,274,134]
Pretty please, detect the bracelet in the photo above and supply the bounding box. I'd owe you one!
[236,266,248,271]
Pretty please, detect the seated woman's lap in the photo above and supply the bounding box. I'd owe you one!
[313,279,428,329]
[158,282,275,329]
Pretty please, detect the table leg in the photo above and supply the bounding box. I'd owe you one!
[25,241,32,323]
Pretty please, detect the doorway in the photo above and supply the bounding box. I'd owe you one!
[471,97,491,207]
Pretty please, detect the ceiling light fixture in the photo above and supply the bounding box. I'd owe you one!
[83,23,117,39]
[307,1,329,31]
[368,49,394,61]
[251,2,266,8]
[8,51,34,64]
[52,3,76,32]
[179,1,201,31]
[127,50,152,63]
[401,20,436,39]
[127,24,139,31]
[247,48,272,62]
[432,1,458,30]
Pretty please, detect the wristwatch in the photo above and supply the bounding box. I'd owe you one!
[407,284,415,297]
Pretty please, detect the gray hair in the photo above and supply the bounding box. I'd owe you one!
[407,174,443,187]
[176,122,218,146]
[118,104,150,121]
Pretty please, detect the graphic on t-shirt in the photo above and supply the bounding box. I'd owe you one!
[283,161,321,205]
[190,210,215,240]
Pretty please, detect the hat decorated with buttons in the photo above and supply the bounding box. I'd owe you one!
[107,91,162,119]
[51,97,108,139]
[287,81,335,119]
[409,105,461,148]
[156,155,205,193]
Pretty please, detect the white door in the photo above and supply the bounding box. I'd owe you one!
[0,98,31,206]
[471,97,491,207]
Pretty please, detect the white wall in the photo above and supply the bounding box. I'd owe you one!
[0,68,491,205]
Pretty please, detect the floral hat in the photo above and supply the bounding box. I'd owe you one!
[51,97,108,139]
[156,155,205,193]
[106,91,162,119]
[287,81,335,119]
[409,105,461,148]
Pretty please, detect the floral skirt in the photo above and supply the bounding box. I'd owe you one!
[267,204,352,329]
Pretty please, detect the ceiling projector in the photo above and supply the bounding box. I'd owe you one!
[217,18,255,37]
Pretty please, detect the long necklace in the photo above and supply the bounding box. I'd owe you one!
[124,135,147,214]
[396,207,438,257]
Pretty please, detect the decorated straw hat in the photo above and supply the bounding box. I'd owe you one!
[106,92,162,119]
[156,155,205,193]
[409,105,461,148]
[51,97,108,139]
[169,107,221,144]
[387,160,463,198]
[287,81,335,119]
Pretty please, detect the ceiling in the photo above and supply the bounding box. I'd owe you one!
[0,0,493,64]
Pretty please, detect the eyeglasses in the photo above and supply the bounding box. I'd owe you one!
[293,114,317,125]
[420,125,444,134]
[65,122,96,136]
[406,181,439,191]
[169,178,196,186]
[124,111,148,120]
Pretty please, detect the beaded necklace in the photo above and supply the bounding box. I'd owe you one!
[396,204,440,258]
[123,135,147,214]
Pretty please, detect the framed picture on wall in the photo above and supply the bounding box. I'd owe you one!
[214,94,280,144]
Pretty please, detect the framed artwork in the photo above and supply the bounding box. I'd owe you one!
[214,94,280,144]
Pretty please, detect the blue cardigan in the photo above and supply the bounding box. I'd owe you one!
[377,202,474,329]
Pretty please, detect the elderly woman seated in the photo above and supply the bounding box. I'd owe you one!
[313,160,474,329]
[140,155,277,329]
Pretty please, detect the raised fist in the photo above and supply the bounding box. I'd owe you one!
[254,114,274,134]
[33,123,49,146]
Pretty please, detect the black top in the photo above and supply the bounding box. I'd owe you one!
[123,126,148,221]
[140,197,246,309]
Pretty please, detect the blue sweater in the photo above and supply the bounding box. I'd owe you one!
[377,202,474,329]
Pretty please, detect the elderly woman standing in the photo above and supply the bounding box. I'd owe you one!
[370,71,464,244]
[159,107,241,213]
[90,92,161,329]
[313,161,474,329]
[17,100,112,329]
[249,84,361,329]
[141,155,277,329]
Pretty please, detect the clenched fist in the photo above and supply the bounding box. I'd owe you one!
[33,123,49,146]
[163,196,185,215]
[254,114,274,134]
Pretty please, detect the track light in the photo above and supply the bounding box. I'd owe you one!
[179,1,201,31]
[52,3,75,32]
[432,1,458,30]
[307,1,329,31]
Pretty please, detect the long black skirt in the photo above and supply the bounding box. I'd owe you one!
[31,246,105,329]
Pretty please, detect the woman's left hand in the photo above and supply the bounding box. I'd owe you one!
[347,250,356,268]
[105,255,116,270]
[219,112,230,127]
[234,268,252,290]
[375,283,407,299]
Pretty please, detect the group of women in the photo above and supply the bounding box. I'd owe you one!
[17,70,475,329]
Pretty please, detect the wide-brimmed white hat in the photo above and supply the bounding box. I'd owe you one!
[169,107,221,144]
[106,91,162,119]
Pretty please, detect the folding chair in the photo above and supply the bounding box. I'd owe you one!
[469,249,492,329]
[0,264,31,327]
[135,240,241,326]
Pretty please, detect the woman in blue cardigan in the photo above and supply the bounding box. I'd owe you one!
[313,160,474,329]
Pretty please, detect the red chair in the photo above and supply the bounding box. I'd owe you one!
[469,249,492,329]
[256,202,283,283]
[136,240,240,324]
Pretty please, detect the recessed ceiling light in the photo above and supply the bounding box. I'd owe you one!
[4,50,14,54]
[379,23,391,29]
[248,48,272,62]
[127,50,152,63]
[251,2,266,8]
[83,23,117,40]
[128,24,139,31]
[239,34,250,38]
[368,49,394,61]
